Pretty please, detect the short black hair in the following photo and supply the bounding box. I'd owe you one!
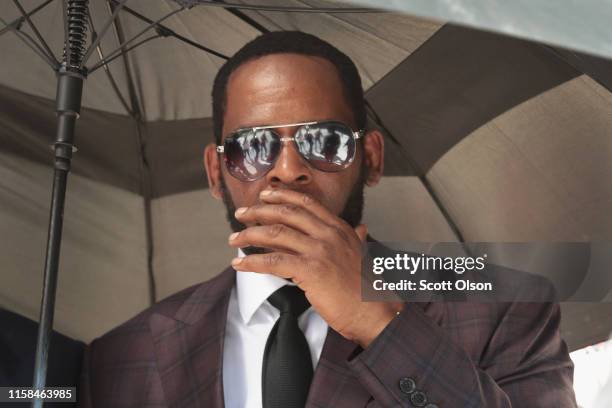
[212,31,366,144]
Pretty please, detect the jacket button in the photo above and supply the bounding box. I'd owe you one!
[410,390,428,407]
[398,377,416,394]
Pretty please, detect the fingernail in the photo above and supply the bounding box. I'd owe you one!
[235,207,247,216]
[231,257,243,265]
[260,190,273,197]
[229,232,239,241]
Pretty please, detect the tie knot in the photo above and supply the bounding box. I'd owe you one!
[268,285,310,317]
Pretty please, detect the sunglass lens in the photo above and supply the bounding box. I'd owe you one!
[295,122,356,171]
[224,129,280,181]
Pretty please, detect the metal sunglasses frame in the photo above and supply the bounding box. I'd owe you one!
[215,120,364,155]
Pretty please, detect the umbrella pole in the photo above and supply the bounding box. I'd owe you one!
[31,69,84,407]
[32,1,88,404]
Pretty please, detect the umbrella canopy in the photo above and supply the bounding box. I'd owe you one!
[0,0,611,355]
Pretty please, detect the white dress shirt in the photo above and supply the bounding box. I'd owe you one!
[222,250,329,408]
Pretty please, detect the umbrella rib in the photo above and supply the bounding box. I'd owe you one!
[213,0,269,33]
[365,100,467,243]
[225,8,269,33]
[295,0,411,52]
[191,0,386,13]
[80,0,128,68]
[107,1,157,305]
[12,0,59,66]
[0,0,54,37]
[85,6,185,72]
[109,2,230,60]
[166,30,229,60]
[87,8,134,116]
[233,6,285,32]
[0,16,58,69]
[88,35,162,73]
[106,0,143,119]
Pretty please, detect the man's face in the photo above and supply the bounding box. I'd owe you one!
[204,53,383,252]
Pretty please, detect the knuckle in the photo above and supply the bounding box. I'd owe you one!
[268,224,285,238]
[302,194,315,206]
[265,253,283,266]
[278,204,299,216]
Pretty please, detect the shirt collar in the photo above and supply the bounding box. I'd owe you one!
[235,248,294,325]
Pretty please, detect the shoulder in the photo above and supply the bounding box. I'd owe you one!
[89,267,234,357]
[427,297,565,371]
[80,269,235,405]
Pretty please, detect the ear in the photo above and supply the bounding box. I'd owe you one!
[362,129,384,186]
[204,143,223,200]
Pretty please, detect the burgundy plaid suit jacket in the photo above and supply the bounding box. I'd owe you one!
[79,267,576,407]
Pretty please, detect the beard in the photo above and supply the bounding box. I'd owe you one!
[219,160,368,255]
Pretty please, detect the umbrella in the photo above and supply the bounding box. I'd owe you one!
[1,0,611,397]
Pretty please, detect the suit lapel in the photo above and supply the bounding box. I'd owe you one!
[307,328,372,407]
[147,267,376,407]
[149,268,235,408]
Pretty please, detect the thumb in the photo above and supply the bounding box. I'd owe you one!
[354,224,368,243]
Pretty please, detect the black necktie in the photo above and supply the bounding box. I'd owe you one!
[262,285,313,408]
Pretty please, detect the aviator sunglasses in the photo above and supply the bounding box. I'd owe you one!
[216,120,365,181]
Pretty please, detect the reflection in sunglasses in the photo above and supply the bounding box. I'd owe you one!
[221,121,362,181]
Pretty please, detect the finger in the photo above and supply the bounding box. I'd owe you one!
[258,189,347,230]
[354,224,368,243]
[229,224,317,255]
[235,203,329,238]
[231,252,305,281]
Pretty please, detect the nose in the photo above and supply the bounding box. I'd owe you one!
[265,129,312,187]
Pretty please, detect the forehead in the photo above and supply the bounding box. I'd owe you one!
[223,53,355,134]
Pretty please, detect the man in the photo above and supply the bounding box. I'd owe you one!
[79,31,576,407]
